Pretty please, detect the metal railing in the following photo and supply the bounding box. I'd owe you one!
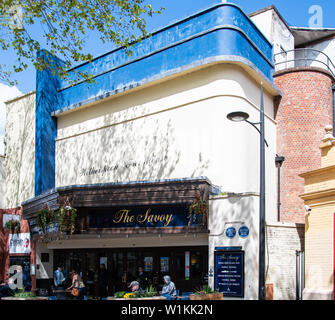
[274,48,335,78]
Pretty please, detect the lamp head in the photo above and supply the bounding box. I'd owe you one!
[227,112,249,122]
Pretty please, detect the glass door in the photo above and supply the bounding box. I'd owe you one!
[111,252,124,293]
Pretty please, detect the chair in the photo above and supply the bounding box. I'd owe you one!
[48,296,57,300]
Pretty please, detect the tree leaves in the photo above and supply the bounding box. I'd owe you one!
[0,0,164,86]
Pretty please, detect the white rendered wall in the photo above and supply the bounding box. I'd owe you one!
[0,155,4,208]
[298,38,335,75]
[208,195,259,300]
[250,8,295,70]
[4,92,35,208]
[55,63,278,223]
[36,244,54,280]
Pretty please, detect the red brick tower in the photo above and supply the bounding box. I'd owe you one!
[274,67,334,223]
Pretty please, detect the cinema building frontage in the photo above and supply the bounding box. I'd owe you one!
[2,3,304,299]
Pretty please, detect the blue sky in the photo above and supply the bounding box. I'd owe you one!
[2,0,335,94]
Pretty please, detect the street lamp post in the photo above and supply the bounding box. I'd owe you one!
[227,82,266,300]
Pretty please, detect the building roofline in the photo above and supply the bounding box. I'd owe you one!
[4,90,35,105]
[249,4,292,33]
[67,2,273,73]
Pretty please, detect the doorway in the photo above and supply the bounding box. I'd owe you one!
[54,246,208,296]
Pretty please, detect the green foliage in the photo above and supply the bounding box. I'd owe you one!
[0,0,164,85]
[114,291,126,298]
[115,286,157,298]
[142,285,157,297]
[4,219,20,233]
[58,206,78,235]
[14,288,36,298]
[194,285,218,295]
[188,193,208,226]
[37,206,56,233]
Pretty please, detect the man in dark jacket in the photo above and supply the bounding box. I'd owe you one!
[136,266,147,289]
[98,264,108,299]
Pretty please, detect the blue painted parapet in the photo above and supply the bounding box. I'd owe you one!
[35,2,274,196]
[35,50,64,196]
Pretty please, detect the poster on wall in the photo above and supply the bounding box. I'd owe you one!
[160,257,169,272]
[215,250,244,298]
[185,251,190,280]
[100,257,108,269]
[9,233,30,254]
[144,257,153,272]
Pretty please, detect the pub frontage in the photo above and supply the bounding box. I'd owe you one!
[4,2,283,299]
[22,178,211,295]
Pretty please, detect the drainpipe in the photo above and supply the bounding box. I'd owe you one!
[332,83,335,133]
[275,155,285,222]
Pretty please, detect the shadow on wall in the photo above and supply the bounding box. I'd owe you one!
[56,105,211,186]
[210,196,258,299]
[4,94,35,208]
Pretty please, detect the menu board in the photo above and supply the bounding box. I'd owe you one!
[215,251,244,297]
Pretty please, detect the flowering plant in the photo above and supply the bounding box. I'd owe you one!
[37,204,56,234]
[58,205,77,235]
[123,293,135,299]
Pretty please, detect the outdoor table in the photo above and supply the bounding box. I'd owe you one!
[1,296,49,300]
[52,289,72,300]
[106,296,167,300]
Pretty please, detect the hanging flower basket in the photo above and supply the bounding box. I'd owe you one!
[4,219,21,234]
[188,193,208,227]
[58,205,78,235]
[37,204,56,234]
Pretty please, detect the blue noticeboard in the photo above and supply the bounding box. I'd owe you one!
[215,251,244,298]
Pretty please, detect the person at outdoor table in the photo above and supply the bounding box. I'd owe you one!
[161,275,177,300]
[98,263,108,299]
[54,266,65,289]
[67,271,86,300]
[0,278,13,298]
[128,280,144,293]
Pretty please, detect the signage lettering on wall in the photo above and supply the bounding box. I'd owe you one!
[9,233,30,254]
[88,206,203,229]
[215,251,244,298]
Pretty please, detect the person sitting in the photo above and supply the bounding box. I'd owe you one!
[128,280,144,294]
[0,278,13,298]
[67,272,86,300]
[161,275,177,300]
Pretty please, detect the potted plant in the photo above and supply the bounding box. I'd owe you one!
[1,288,48,300]
[189,285,223,300]
[37,204,56,234]
[58,205,78,235]
[4,219,20,234]
[111,286,164,300]
[188,193,208,226]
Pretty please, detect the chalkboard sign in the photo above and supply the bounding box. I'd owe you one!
[215,250,244,298]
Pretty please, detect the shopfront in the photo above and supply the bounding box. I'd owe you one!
[22,177,211,295]
[53,246,208,295]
